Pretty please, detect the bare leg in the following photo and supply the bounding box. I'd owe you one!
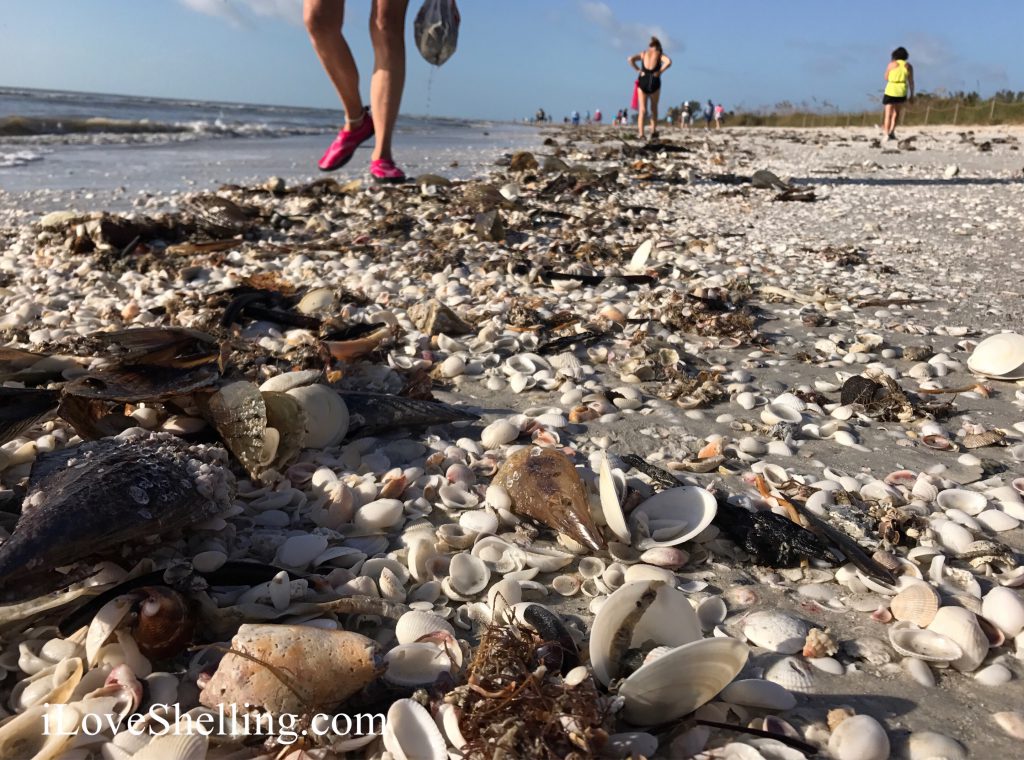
[368,0,409,162]
[304,0,365,130]
[882,104,894,135]
[650,91,660,133]
[637,94,647,138]
[892,103,902,134]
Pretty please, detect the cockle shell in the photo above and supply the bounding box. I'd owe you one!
[742,611,811,654]
[199,624,381,715]
[480,419,519,449]
[285,383,349,448]
[492,446,605,551]
[890,583,941,628]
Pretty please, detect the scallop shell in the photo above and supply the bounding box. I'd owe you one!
[383,698,447,760]
[628,486,717,549]
[890,583,941,628]
[765,656,816,693]
[395,611,455,645]
[889,621,963,663]
[589,580,703,687]
[966,332,1024,379]
[618,637,748,726]
[982,586,1024,638]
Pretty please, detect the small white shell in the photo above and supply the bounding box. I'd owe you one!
[384,644,454,687]
[481,419,519,449]
[890,583,941,628]
[629,486,718,549]
[697,596,728,631]
[907,731,966,760]
[719,678,796,710]
[354,499,405,531]
[599,454,631,543]
[395,611,455,645]
[760,403,802,425]
[742,611,811,654]
[982,586,1024,638]
[936,488,987,515]
[966,332,1024,379]
[764,656,816,693]
[448,553,491,596]
[285,384,349,448]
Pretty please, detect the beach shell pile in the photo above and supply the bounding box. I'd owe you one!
[0,124,1022,758]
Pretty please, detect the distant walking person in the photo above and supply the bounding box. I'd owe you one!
[882,47,914,140]
[680,102,691,128]
[629,37,672,140]
[704,99,714,130]
[305,0,434,183]
[714,103,724,128]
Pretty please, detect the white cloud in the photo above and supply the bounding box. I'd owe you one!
[179,0,302,26]
[578,1,677,52]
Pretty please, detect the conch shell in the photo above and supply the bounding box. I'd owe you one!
[492,447,605,551]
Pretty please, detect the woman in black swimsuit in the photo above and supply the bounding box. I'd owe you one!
[629,37,672,140]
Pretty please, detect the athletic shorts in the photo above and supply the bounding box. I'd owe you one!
[882,94,907,105]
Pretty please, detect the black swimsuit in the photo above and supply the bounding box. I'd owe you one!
[637,57,662,95]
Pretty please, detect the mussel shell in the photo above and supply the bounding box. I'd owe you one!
[65,365,219,402]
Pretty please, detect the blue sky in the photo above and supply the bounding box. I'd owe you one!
[1,1,1021,119]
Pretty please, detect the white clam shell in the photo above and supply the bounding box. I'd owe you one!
[599,454,631,543]
[354,498,405,531]
[448,553,490,596]
[590,581,703,687]
[383,698,447,760]
[629,486,717,549]
[384,644,454,686]
[982,586,1024,638]
[275,534,329,569]
[925,606,987,671]
[760,403,802,425]
[285,384,349,448]
[976,509,1019,532]
[907,731,966,760]
[697,596,728,631]
[889,621,963,663]
[966,332,1024,379]
[618,637,748,726]
[936,488,987,514]
[828,714,890,760]
[742,611,811,654]
[719,678,796,710]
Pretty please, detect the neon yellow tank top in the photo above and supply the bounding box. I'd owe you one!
[885,60,908,98]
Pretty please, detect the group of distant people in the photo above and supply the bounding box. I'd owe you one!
[678,100,724,130]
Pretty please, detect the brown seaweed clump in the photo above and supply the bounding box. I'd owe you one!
[451,623,610,760]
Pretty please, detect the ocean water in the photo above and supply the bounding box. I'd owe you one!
[0,87,538,210]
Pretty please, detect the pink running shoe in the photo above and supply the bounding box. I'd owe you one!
[318,109,374,172]
[369,158,407,184]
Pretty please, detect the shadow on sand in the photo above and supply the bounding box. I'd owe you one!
[793,176,1024,187]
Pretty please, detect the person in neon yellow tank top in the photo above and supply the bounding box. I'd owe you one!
[882,46,915,140]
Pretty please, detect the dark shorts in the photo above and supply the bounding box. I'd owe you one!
[882,94,907,105]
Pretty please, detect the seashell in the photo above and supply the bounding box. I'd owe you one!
[963,429,1006,449]
[966,332,1024,379]
[911,473,939,502]
[628,486,717,549]
[719,678,796,710]
[285,383,349,449]
[828,714,890,760]
[133,587,195,660]
[889,621,963,663]
[589,580,703,686]
[481,419,519,449]
[982,586,1024,638]
[438,483,480,510]
[976,509,1019,532]
[742,611,811,654]
[199,624,380,715]
[937,521,974,554]
[907,731,966,760]
[993,711,1024,740]
[936,488,987,514]
[459,508,499,536]
[275,534,329,568]
[448,552,490,596]
[605,732,659,758]
[354,498,405,531]
[0,702,81,760]
[697,596,727,630]
[492,446,605,551]
[522,545,575,572]
[599,454,631,544]
[974,663,1012,686]
[440,355,466,378]
[802,628,838,658]
[552,574,581,596]
[925,606,987,671]
[765,656,816,692]
[639,546,689,569]
[578,556,605,579]
[890,583,941,628]
[760,403,802,425]
[618,637,748,726]
[902,656,935,687]
[922,434,955,451]
[383,698,447,760]
[395,610,455,645]
[384,643,453,686]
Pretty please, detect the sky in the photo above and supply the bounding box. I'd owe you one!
[1,0,1022,120]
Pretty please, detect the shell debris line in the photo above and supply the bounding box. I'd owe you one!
[0,124,1023,758]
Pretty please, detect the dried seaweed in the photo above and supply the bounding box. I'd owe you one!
[452,623,610,760]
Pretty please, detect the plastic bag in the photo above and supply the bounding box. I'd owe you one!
[414,0,460,66]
